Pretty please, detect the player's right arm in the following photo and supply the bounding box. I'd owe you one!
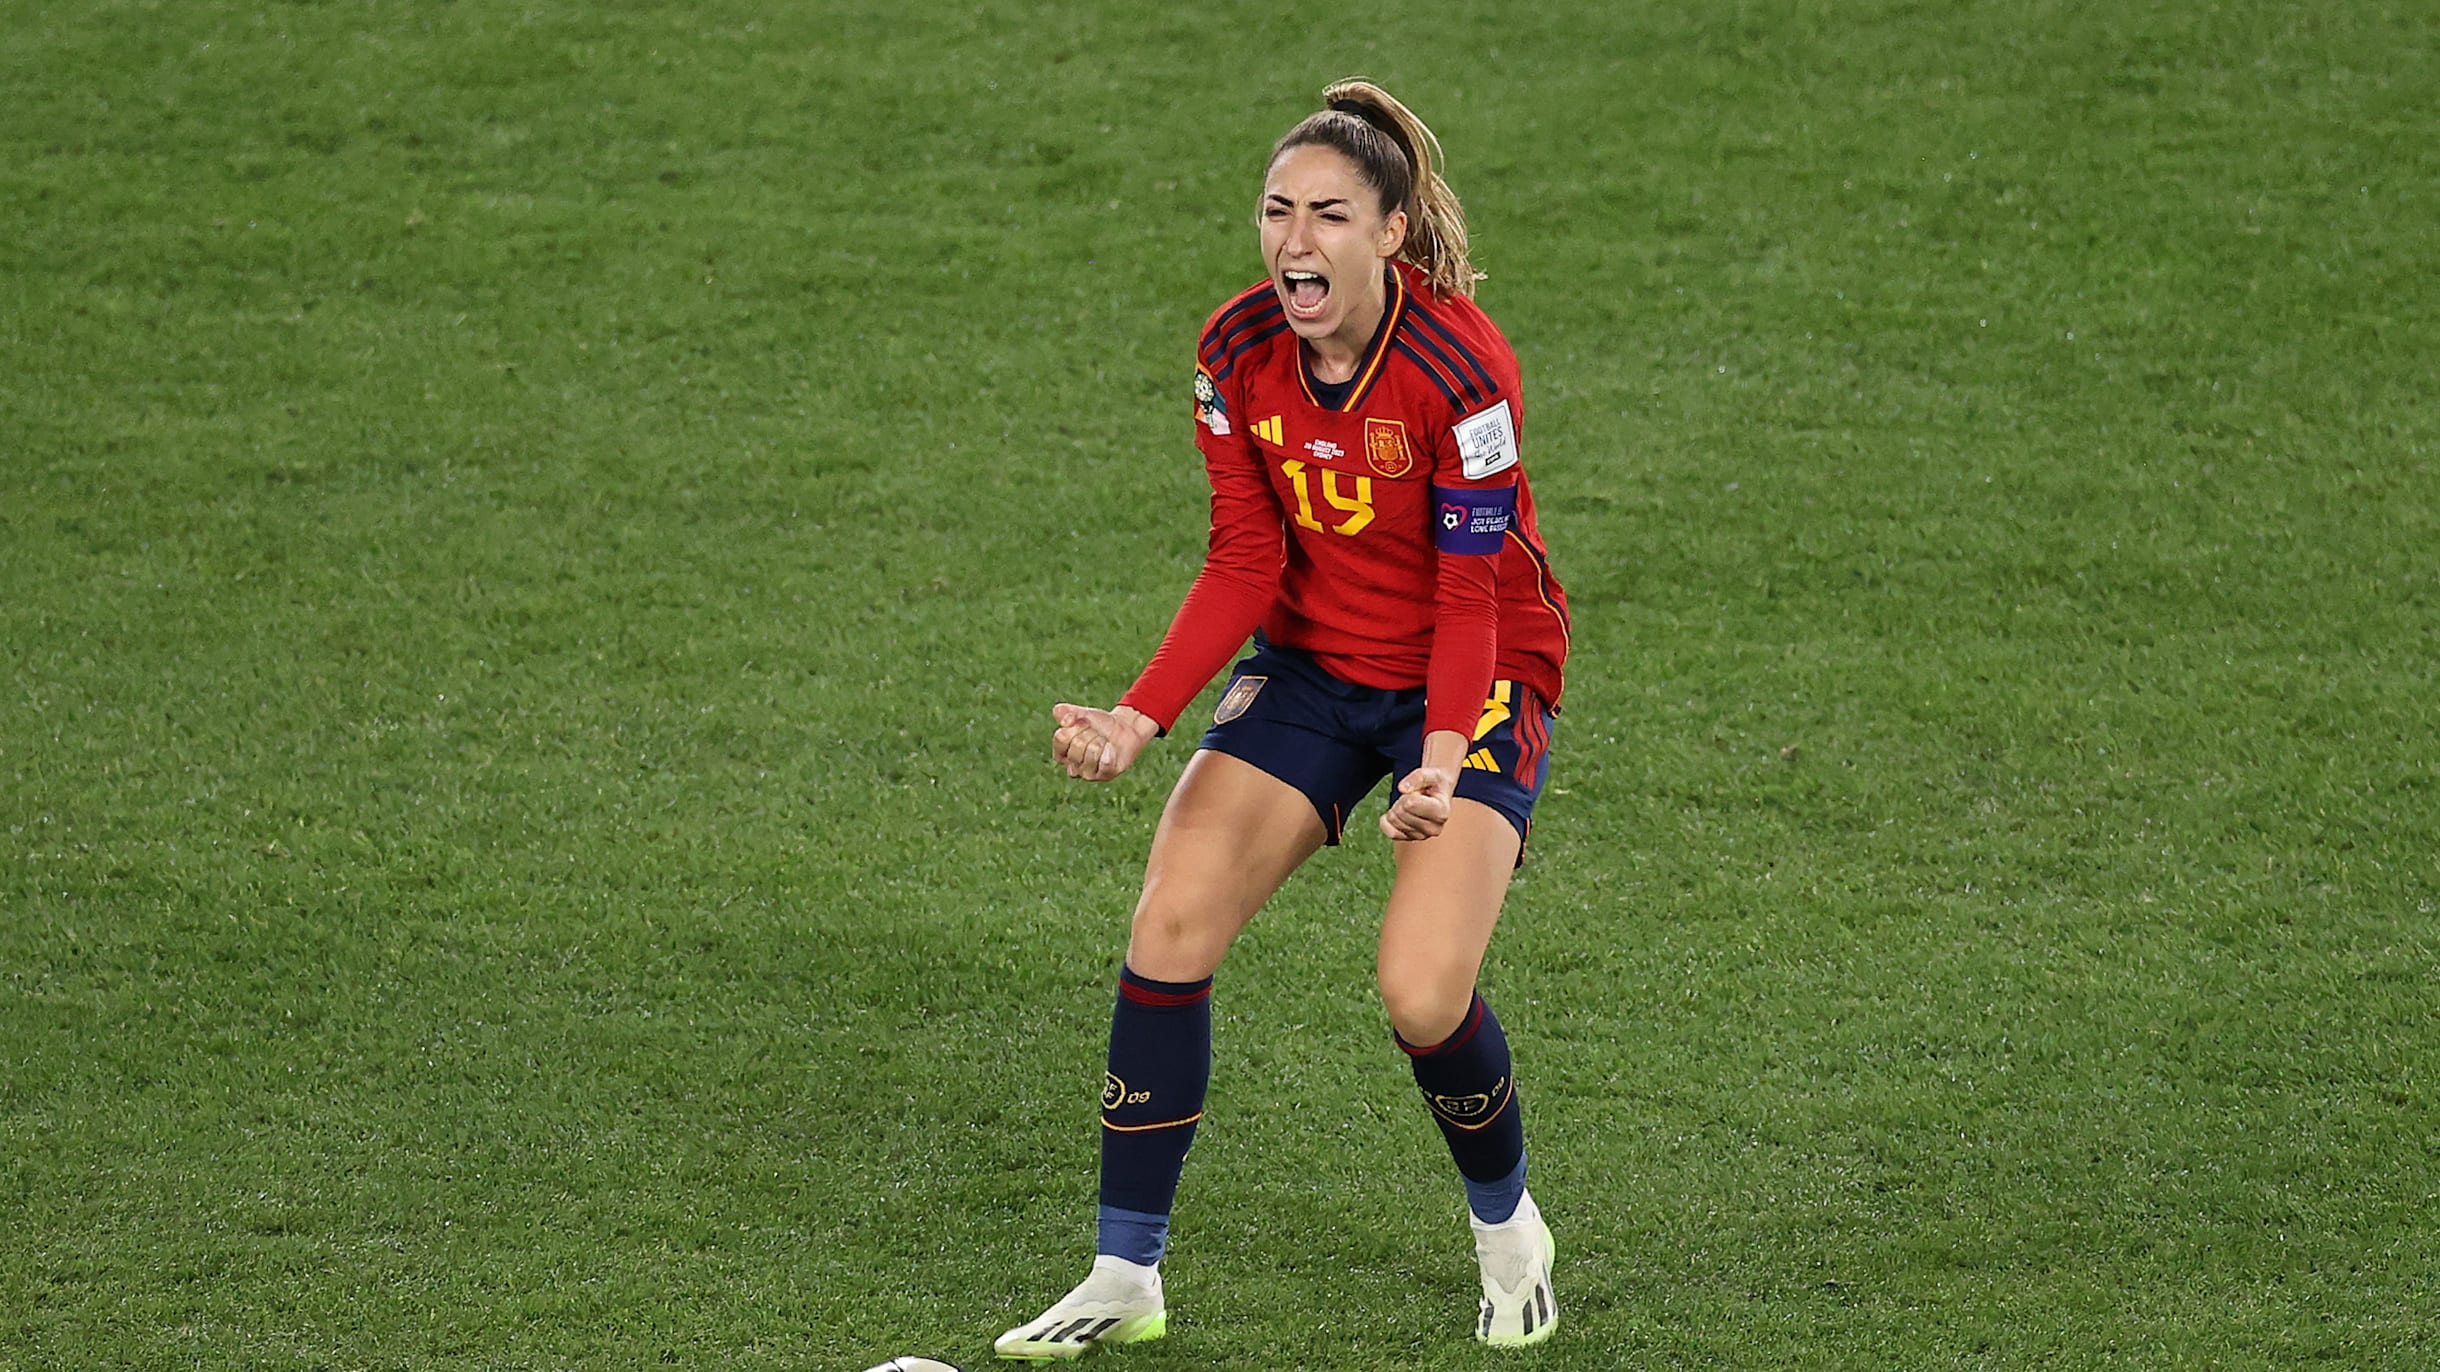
[1101,306,1289,746]
[1053,302,1286,783]
[1050,701,1161,781]
[1051,445,1278,783]
[1113,440,1281,725]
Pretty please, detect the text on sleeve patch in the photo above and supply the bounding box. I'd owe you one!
[1453,399,1518,480]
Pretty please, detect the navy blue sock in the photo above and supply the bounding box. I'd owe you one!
[1397,992,1528,1223]
[1465,1156,1528,1228]
[1096,966,1212,1264]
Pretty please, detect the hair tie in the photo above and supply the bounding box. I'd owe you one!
[1328,98,1368,118]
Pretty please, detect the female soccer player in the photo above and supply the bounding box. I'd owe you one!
[995,77,1570,1361]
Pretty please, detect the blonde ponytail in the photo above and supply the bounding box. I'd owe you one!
[1320,79,1481,297]
[1272,78,1484,298]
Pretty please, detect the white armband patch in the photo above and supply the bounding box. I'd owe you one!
[1453,399,1518,480]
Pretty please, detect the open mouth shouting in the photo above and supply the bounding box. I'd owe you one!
[1280,268,1331,322]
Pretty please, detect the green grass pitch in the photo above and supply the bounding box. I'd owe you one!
[4,1,2435,1367]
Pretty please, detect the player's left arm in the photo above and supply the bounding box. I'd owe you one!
[1383,391,1523,841]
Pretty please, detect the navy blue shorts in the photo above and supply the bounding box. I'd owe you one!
[1197,640,1556,848]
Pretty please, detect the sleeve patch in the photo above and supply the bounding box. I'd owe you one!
[1453,399,1518,480]
[1433,483,1515,555]
[1194,367,1230,436]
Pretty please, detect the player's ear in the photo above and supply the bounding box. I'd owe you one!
[1377,207,1408,260]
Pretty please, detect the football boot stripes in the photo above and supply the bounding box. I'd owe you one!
[999,1203,1557,1356]
[993,1255,1167,1362]
[1022,1316,1120,1346]
[1470,1191,1559,1348]
[1477,1276,1556,1342]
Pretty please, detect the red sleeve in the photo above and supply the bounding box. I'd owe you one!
[1117,366,1284,733]
[1425,543,1502,740]
[1422,394,1523,739]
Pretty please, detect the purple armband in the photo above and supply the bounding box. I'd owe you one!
[1432,484,1515,555]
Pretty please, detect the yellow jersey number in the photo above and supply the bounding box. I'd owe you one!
[1280,459,1375,536]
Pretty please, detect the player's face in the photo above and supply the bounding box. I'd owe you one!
[1260,144,1408,347]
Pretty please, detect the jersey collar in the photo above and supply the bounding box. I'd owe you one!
[1296,263,1408,413]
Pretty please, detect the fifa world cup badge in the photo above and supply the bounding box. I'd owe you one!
[1194,369,1230,435]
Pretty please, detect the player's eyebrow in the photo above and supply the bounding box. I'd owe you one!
[1265,193,1354,211]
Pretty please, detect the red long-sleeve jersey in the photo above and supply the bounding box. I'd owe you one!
[1119,261,1569,740]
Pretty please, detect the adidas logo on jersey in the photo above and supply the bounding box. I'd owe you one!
[1250,415,1285,446]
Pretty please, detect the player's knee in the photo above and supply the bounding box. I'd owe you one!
[1125,895,1231,982]
[1377,958,1474,1047]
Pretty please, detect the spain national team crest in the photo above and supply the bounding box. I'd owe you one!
[1214,674,1267,725]
[1364,417,1414,478]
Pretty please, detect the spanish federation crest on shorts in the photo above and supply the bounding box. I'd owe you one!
[1214,674,1266,724]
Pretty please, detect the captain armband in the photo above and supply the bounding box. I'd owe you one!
[1431,483,1516,556]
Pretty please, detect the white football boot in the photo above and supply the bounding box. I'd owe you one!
[1469,1190,1558,1347]
[993,1254,1167,1362]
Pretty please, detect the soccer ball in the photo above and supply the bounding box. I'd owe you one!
[861,1360,960,1372]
